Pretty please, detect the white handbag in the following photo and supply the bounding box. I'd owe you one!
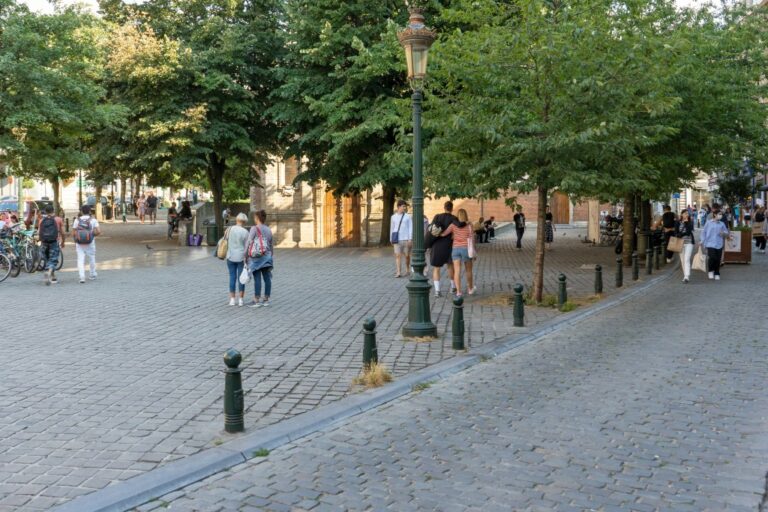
[239,266,252,285]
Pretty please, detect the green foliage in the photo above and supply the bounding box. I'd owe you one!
[0,4,116,211]
[272,0,413,196]
[97,0,283,231]
[716,174,752,207]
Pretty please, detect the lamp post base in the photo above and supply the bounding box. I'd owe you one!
[402,272,437,338]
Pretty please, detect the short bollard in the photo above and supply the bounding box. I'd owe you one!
[632,252,639,281]
[513,283,525,327]
[557,273,567,309]
[362,317,378,369]
[615,256,623,288]
[646,248,653,275]
[452,297,465,351]
[223,348,244,434]
[661,241,668,266]
[655,244,661,270]
[65,217,70,232]
[594,265,603,295]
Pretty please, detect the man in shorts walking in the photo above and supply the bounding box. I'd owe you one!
[146,192,158,224]
[390,199,413,278]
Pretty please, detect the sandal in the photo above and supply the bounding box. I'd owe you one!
[394,272,401,278]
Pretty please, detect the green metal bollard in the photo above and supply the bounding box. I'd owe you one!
[223,348,244,433]
[615,256,623,288]
[632,252,639,281]
[594,265,603,295]
[646,247,653,275]
[655,244,661,270]
[513,283,525,327]
[65,217,70,232]
[661,240,668,266]
[451,297,465,351]
[557,273,567,309]
[362,317,378,369]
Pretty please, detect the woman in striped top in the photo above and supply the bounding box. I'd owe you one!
[440,208,476,297]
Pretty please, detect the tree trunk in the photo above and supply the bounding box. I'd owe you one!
[95,185,103,221]
[207,154,225,235]
[379,185,397,246]
[52,174,62,217]
[532,186,548,303]
[120,177,126,204]
[622,193,635,266]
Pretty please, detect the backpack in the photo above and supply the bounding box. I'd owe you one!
[248,227,267,258]
[74,216,94,245]
[39,216,59,243]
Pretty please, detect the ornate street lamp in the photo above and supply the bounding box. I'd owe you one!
[398,8,437,338]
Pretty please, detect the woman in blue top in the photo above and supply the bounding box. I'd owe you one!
[700,209,730,281]
[246,209,274,307]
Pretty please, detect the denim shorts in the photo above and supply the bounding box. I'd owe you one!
[451,247,470,262]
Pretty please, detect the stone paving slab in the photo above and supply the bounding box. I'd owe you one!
[0,220,666,510]
[141,246,768,512]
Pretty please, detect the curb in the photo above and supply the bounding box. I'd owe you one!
[53,265,676,512]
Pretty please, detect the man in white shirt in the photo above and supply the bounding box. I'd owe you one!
[71,205,102,284]
[390,199,413,277]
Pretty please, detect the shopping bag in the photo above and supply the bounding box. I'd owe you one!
[667,236,684,253]
[239,266,252,285]
[692,246,707,272]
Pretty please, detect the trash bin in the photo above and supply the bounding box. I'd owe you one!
[206,225,219,246]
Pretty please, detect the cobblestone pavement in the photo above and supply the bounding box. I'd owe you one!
[1,220,662,510]
[143,246,768,512]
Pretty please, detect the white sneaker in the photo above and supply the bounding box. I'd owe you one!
[228,298,236,306]
[468,286,477,296]
[714,275,721,281]
[238,298,244,307]
[683,277,689,283]
[707,272,714,280]
[434,290,441,298]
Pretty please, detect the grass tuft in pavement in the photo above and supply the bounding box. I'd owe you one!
[353,363,393,388]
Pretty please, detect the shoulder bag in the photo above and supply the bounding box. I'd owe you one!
[216,227,230,259]
[390,214,405,244]
[667,236,684,253]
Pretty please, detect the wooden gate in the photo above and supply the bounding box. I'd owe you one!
[550,191,571,224]
[323,190,361,247]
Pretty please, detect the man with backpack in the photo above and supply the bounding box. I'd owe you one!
[72,205,101,284]
[38,205,64,285]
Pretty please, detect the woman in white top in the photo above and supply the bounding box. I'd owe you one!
[225,213,250,306]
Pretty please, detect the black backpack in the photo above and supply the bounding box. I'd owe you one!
[39,216,58,242]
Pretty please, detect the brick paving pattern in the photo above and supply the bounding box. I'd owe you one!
[0,220,659,510]
[145,246,768,512]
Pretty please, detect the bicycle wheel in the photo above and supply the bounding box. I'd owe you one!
[0,253,11,283]
[23,243,37,273]
[56,249,64,271]
[10,257,20,277]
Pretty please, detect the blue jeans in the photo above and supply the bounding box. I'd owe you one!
[42,241,60,271]
[253,268,272,298]
[227,259,245,294]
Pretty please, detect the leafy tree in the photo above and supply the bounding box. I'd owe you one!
[272,0,414,244]
[425,0,677,301]
[100,0,283,233]
[0,4,114,214]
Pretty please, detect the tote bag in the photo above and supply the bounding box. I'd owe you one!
[667,236,684,253]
